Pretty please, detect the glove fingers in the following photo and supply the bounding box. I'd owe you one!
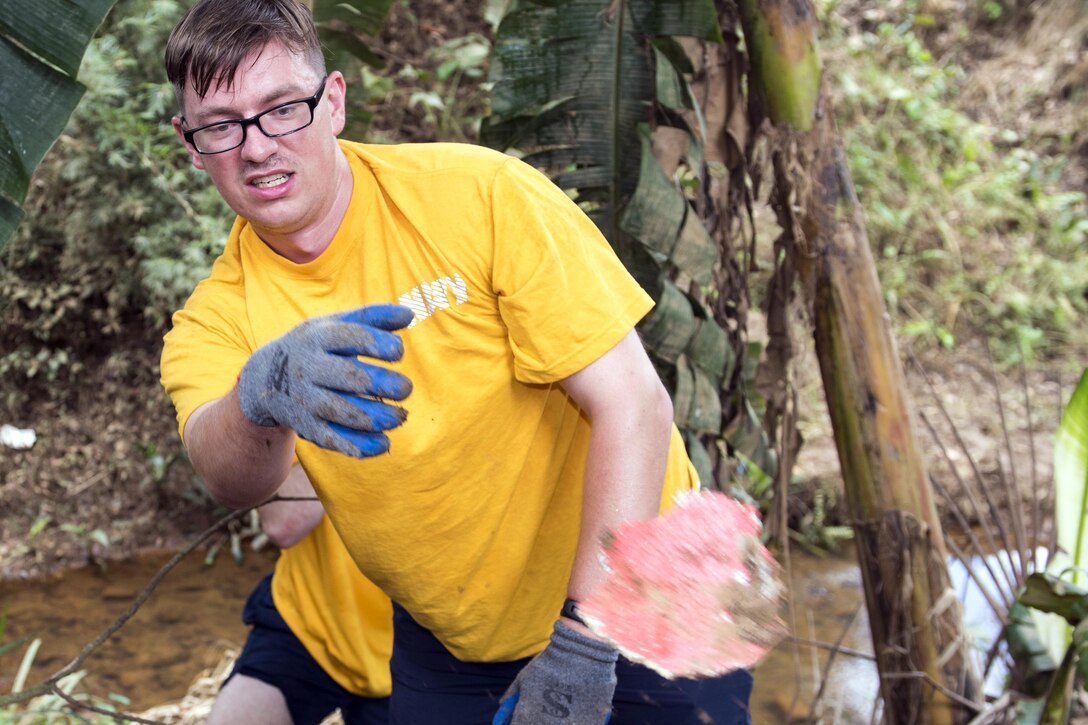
[319,389,408,432]
[491,693,519,725]
[327,423,393,458]
[349,360,412,400]
[291,413,372,458]
[321,323,406,362]
[338,304,416,332]
[312,356,412,400]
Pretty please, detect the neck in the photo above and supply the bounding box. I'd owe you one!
[260,150,353,264]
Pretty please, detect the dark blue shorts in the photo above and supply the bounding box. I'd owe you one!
[228,574,390,725]
[389,603,752,725]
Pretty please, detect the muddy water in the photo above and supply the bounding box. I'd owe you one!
[1,546,876,721]
[0,548,278,708]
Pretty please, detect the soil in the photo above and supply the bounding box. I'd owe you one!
[2,0,1087,583]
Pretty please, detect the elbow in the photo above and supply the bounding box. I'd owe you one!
[262,519,306,550]
[200,474,270,511]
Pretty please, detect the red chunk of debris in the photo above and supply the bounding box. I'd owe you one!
[579,491,787,679]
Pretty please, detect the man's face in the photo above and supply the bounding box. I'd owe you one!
[172,41,347,243]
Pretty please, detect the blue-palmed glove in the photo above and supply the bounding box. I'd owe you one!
[493,622,618,725]
[237,304,414,458]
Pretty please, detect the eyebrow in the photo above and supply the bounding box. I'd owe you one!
[189,84,311,125]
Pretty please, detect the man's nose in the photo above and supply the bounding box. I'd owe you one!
[238,123,279,163]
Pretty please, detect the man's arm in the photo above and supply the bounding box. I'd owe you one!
[184,389,296,509]
[558,328,674,608]
[180,304,415,510]
[258,462,325,549]
[495,328,672,724]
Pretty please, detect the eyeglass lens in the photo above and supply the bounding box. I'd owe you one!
[191,101,313,154]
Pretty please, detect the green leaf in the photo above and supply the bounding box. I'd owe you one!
[724,397,779,481]
[27,515,50,538]
[312,0,394,35]
[1055,369,1088,585]
[1006,600,1060,697]
[483,0,719,244]
[0,0,115,76]
[0,0,116,250]
[313,0,395,72]
[320,27,387,69]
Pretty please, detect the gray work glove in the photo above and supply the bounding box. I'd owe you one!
[493,622,618,725]
[237,304,414,458]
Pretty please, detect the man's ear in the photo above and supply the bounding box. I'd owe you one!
[325,71,348,137]
[172,116,206,171]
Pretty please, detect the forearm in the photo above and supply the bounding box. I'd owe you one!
[559,330,675,603]
[566,388,673,600]
[184,386,296,509]
[258,463,325,549]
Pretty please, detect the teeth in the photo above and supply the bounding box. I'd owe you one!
[253,174,288,188]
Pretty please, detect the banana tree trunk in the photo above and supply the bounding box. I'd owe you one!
[732,0,982,721]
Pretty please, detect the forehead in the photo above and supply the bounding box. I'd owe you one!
[183,42,318,122]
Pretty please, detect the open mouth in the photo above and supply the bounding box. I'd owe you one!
[252,173,289,189]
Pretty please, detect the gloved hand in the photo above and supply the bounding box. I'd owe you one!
[493,622,618,725]
[237,304,414,458]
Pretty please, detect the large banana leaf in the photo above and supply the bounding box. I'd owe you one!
[482,0,720,252]
[0,0,117,250]
[483,0,778,487]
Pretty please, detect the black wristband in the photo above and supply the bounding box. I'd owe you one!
[561,597,586,625]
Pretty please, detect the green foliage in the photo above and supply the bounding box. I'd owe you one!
[482,0,777,488]
[823,15,1088,365]
[0,0,117,248]
[0,0,230,408]
[402,32,492,141]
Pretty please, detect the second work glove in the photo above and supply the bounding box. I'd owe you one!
[237,304,414,458]
[493,622,618,725]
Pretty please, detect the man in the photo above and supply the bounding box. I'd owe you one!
[210,464,392,725]
[159,0,752,722]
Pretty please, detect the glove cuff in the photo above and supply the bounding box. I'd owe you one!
[551,621,619,665]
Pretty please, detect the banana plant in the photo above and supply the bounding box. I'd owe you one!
[482,0,777,488]
[0,0,117,250]
[1003,368,1088,723]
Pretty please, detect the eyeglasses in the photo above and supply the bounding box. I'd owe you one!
[181,76,328,155]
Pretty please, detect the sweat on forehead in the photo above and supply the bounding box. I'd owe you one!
[165,0,324,103]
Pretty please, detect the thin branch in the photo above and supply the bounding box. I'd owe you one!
[809,606,863,720]
[50,506,253,683]
[880,670,983,712]
[986,340,1029,584]
[921,413,1015,609]
[910,353,1018,597]
[0,497,285,710]
[49,682,165,725]
[785,634,875,661]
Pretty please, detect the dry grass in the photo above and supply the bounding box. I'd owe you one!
[136,647,346,725]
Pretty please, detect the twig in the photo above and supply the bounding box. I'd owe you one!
[921,413,1015,610]
[48,682,165,725]
[0,500,268,709]
[910,348,1018,602]
[809,606,863,720]
[880,670,983,712]
[785,634,875,661]
[986,340,1029,584]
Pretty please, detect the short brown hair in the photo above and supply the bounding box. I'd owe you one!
[165,0,325,112]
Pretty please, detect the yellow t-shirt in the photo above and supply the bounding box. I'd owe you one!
[161,140,698,662]
[271,516,393,696]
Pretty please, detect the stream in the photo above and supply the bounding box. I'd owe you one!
[0,546,882,722]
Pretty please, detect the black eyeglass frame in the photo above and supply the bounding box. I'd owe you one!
[181,75,329,155]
